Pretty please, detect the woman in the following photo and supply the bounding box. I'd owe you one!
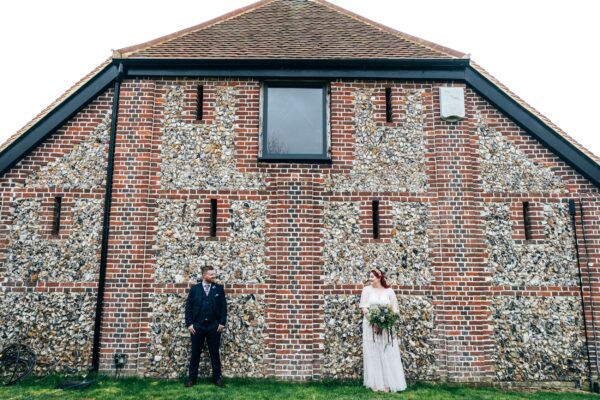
[360,268,407,392]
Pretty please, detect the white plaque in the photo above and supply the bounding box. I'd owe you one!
[439,87,465,121]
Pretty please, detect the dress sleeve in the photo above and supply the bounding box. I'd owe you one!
[359,286,369,309]
[389,289,399,314]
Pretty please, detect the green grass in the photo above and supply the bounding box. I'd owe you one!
[0,375,599,400]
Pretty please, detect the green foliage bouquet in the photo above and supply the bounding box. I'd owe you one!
[367,304,400,347]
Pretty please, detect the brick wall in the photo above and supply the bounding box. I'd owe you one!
[0,91,112,373]
[0,77,598,386]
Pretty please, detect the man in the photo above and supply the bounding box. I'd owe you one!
[184,265,227,388]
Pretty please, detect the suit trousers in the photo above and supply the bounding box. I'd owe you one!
[188,322,222,382]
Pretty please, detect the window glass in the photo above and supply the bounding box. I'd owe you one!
[264,86,325,157]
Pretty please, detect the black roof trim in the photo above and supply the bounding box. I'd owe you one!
[0,59,598,188]
[122,58,468,80]
[0,64,119,174]
[121,58,471,69]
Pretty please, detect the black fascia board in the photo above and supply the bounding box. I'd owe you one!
[121,58,469,80]
[0,64,119,174]
[120,57,471,69]
[465,66,600,188]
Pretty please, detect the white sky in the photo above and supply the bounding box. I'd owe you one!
[0,0,598,158]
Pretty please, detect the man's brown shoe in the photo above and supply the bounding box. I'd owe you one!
[215,378,224,388]
[184,380,195,388]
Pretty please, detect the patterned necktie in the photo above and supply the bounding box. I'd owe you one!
[204,284,210,296]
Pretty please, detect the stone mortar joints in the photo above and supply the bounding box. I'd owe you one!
[145,293,266,378]
[476,112,567,194]
[328,88,428,193]
[483,202,577,286]
[0,291,96,374]
[23,111,112,189]
[153,199,267,285]
[323,201,432,286]
[323,294,436,380]
[491,295,587,383]
[3,197,103,283]
[160,85,265,190]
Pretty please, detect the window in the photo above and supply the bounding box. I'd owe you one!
[52,196,62,235]
[522,201,531,240]
[210,199,217,237]
[385,87,393,122]
[260,82,329,161]
[196,85,204,121]
[372,200,380,239]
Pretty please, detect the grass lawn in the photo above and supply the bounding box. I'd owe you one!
[1,375,599,400]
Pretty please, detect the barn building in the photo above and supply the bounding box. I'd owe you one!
[1,0,599,388]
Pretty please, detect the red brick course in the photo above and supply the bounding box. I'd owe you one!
[0,78,598,383]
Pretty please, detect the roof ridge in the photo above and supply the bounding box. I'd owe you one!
[312,0,466,59]
[115,0,276,58]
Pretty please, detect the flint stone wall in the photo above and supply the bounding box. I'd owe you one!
[0,291,96,374]
[484,202,577,286]
[323,201,431,285]
[323,294,436,380]
[329,89,428,192]
[153,199,267,284]
[160,85,264,190]
[145,293,266,378]
[491,296,587,382]
[23,112,111,189]
[3,197,103,283]
[477,114,567,194]
[0,77,595,384]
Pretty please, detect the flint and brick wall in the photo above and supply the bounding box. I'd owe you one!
[0,77,598,387]
[0,91,112,373]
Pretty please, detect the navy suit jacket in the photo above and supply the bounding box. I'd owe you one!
[185,282,227,328]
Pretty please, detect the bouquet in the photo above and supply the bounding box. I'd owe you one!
[367,304,400,347]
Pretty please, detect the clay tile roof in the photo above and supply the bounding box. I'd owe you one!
[115,0,466,60]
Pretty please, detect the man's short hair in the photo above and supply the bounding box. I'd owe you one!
[201,265,215,276]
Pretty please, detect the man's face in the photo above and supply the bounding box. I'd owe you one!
[203,269,216,284]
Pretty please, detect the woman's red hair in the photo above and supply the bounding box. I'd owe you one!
[371,268,390,288]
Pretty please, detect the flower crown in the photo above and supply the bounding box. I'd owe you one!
[372,265,387,276]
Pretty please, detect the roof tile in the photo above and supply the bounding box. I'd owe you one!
[118,0,464,60]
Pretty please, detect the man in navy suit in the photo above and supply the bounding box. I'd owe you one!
[184,265,227,388]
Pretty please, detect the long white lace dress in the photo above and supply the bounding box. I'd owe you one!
[360,285,407,392]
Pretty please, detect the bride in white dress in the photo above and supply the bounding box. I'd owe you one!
[360,268,407,392]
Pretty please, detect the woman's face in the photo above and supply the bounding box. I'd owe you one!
[370,271,380,285]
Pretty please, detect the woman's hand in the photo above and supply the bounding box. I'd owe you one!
[372,324,382,335]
